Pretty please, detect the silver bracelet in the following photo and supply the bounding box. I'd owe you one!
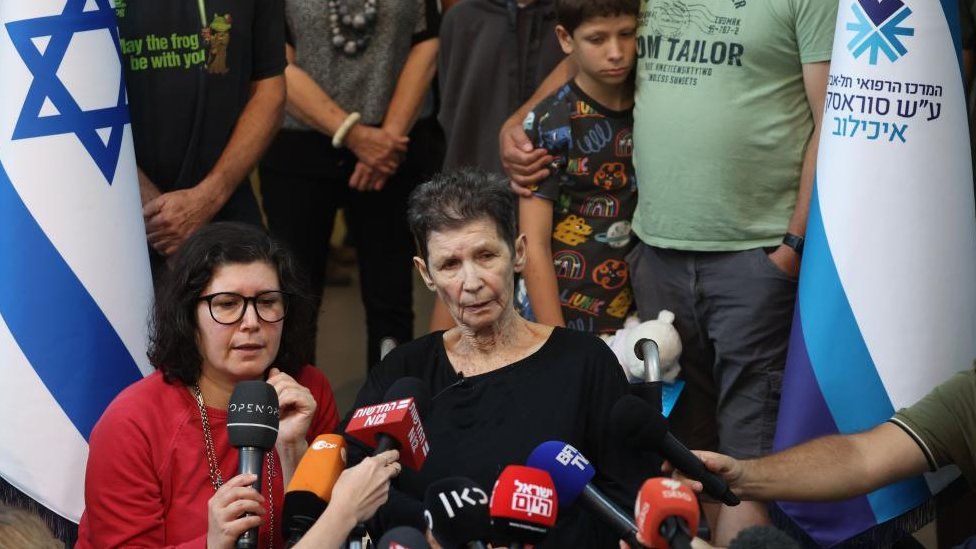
[332,112,362,148]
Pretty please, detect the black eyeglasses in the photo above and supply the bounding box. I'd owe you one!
[198,291,289,325]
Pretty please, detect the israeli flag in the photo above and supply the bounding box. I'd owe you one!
[774,0,976,545]
[0,0,152,522]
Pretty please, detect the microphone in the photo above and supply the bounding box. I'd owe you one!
[423,477,490,549]
[727,526,800,549]
[526,441,640,549]
[375,526,432,549]
[609,395,740,506]
[489,465,558,548]
[227,381,280,549]
[345,377,431,470]
[635,478,699,549]
[282,434,347,546]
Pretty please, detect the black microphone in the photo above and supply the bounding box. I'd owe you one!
[728,526,800,549]
[609,395,740,506]
[227,380,280,549]
[375,526,432,549]
[423,477,490,549]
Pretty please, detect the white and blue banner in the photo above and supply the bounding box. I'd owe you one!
[0,0,152,522]
[774,0,976,545]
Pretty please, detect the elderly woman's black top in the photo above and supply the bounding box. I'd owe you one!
[344,327,654,548]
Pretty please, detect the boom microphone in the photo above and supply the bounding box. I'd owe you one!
[282,434,346,546]
[423,477,490,549]
[375,526,432,549]
[489,465,558,548]
[227,381,280,549]
[609,395,740,506]
[345,377,431,470]
[526,441,640,549]
[635,478,699,549]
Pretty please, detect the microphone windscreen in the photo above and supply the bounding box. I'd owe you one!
[375,526,431,549]
[383,377,431,418]
[634,477,700,549]
[423,477,490,548]
[525,441,595,507]
[608,395,667,449]
[728,526,801,549]
[286,434,346,500]
[227,380,279,449]
[489,465,558,545]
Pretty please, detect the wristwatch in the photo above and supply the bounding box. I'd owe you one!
[783,233,805,256]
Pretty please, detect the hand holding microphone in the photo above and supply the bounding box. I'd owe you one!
[206,473,266,549]
[609,396,740,507]
[330,449,403,523]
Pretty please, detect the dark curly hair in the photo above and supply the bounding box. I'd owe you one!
[557,0,639,35]
[148,222,314,385]
[407,168,517,263]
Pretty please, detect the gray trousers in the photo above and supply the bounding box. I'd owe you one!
[627,242,797,459]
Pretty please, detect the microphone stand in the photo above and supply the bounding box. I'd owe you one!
[632,338,662,413]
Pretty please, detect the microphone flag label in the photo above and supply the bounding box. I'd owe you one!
[0,0,152,523]
[773,0,976,545]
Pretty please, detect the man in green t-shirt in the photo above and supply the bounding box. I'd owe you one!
[499,0,836,542]
[671,364,976,538]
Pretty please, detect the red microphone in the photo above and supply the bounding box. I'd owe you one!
[635,478,699,549]
[345,378,431,471]
[489,465,558,548]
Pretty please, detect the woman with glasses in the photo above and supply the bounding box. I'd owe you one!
[77,223,400,548]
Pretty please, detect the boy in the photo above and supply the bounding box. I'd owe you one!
[518,0,639,335]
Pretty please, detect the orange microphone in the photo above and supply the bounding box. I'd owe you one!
[283,434,347,546]
[634,478,699,549]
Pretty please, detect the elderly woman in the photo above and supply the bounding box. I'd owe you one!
[77,223,399,549]
[346,170,645,547]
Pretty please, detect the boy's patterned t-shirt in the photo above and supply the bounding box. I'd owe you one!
[523,81,638,334]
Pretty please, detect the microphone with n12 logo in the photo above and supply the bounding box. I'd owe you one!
[489,465,558,548]
[423,477,490,549]
[227,381,280,549]
[526,441,640,549]
[345,377,431,470]
[609,395,740,507]
[635,477,699,549]
[282,434,347,547]
[375,526,431,549]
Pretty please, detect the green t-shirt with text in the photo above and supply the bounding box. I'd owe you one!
[632,0,836,251]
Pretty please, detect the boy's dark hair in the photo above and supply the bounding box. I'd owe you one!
[407,168,517,263]
[148,222,314,385]
[556,0,639,35]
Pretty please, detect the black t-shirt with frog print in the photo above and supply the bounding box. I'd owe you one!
[115,0,284,222]
[522,81,638,334]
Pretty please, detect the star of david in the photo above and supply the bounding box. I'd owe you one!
[5,0,129,183]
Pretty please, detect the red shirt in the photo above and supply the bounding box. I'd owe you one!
[76,367,339,548]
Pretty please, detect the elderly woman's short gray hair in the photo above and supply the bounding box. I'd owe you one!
[407,168,517,261]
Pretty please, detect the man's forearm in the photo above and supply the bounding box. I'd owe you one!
[786,125,819,236]
[382,38,439,137]
[736,424,927,502]
[199,75,285,206]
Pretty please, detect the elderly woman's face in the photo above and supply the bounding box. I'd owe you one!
[418,218,525,332]
[195,261,284,384]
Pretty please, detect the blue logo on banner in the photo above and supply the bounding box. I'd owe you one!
[847,0,915,65]
[5,0,129,183]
